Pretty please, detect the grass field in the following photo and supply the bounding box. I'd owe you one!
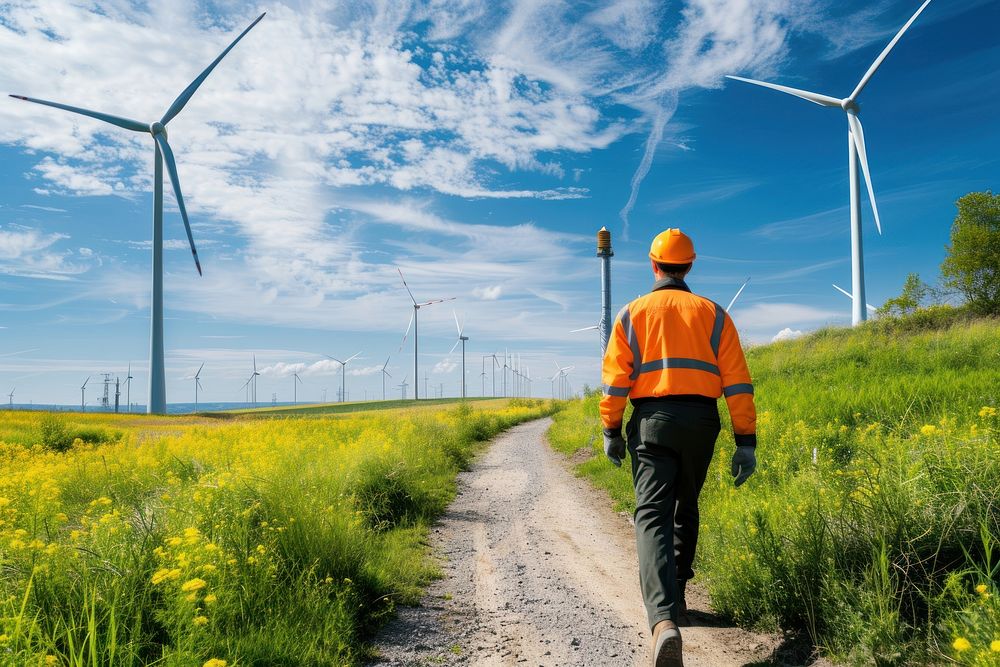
[0,398,557,666]
[548,314,999,665]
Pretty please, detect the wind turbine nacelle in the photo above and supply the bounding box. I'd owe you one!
[841,99,860,113]
[149,121,166,136]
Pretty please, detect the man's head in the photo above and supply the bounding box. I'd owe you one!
[648,228,694,280]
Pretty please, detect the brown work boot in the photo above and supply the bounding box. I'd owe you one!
[651,620,683,667]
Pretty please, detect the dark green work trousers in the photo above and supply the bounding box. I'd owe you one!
[626,398,721,630]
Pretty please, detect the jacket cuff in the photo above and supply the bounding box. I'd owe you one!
[603,426,622,440]
[734,433,757,448]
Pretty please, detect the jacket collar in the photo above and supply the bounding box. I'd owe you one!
[652,276,691,293]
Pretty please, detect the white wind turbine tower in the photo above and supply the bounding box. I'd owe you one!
[326,352,361,403]
[251,355,260,406]
[7,387,13,409]
[380,357,392,401]
[727,0,933,326]
[449,311,469,399]
[193,362,204,409]
[398,375,409,400]
[293,372,303,404]
[80,376,90,412]
[123,363,134,413]
[726,277,752,313]
[833,284,878,314]
[9,13,266,414]
[397,268,455,400]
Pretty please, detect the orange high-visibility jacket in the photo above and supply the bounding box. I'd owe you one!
[600,278,756,447]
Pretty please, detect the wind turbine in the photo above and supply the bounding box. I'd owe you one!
[398,375,409,400]
[833,283,878,314]
[449,311,469,399]
[293,372,303,404]
[9,13,266,414]
[727,0,933,326]
[7,387,13,409]
[80,376,90,412]
[239,376,252,406]
[380,357,392,401]
[251,355,260,406]
[326,352,361,403]
[397,268,455,400]
[726,277,752,313]
[194,362,205,409]
[480,356,488,397]
[123,363,134,413]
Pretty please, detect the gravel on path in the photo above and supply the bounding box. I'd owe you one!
[370,417,826,667]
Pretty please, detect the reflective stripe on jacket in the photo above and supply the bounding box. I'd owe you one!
[599,277,757,447]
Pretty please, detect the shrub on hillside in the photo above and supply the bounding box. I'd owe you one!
[941,190,1000,316]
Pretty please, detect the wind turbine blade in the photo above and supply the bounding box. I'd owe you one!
[453,309,463,336]
[832,283,854,300]
[196,362,205,377]
[153,134,202,273]
[397,268,418,305]
[382,356,390,372]
[449,339,461,355]
[849,0,933,102]
[253,354,257,372]
[570,325,600,332]
[384,371,392,378]
[726,276,751,312]
[325,355,344,365]
[549,371,561,381]
[399,311,414,352]
[83,376,90,388]
[160,12,266,125]
[866,303,878,313]
[725,76,840,107]
[417,297,456,307]
[345,352,362,364]
[8,95,148,132]
[846,112,882,234]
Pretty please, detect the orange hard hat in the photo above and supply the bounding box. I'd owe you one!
[649,228,695,264]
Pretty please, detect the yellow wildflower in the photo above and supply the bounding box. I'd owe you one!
[991,640,1000,653]
[953,637,971,652]
[45,657,57,665]
[203,660,227,667]
[979,406,997,418]
[193,615,209,626]
[181,578,207,593]
[204,593,217,604]
[0,634,8,643]
[920,425,937,436]
[976,584,988,594]
[151,568,181,585]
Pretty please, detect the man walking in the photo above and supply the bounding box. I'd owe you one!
[600,228,758,667]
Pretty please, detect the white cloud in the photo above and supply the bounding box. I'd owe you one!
[772,327,804,342]
[433,359,457,374]
[0,224,92,280]
[473,285,503,300]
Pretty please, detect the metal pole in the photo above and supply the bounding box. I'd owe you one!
[413,307,419,400]
[461,339,466,398]
[597,227,614,356]
[149,144,166,414]
[849,131,866,326]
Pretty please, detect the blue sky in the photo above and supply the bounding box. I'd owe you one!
[0,0,997,406]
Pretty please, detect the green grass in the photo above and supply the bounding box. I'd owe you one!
[0,399,559,666]
[215,396,498,418]
[548,314,999,665]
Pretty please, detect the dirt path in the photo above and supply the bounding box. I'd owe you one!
[370,418,823,666]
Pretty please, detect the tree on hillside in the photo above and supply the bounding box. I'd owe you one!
[878,273,929,317]
[940,190,1000,315]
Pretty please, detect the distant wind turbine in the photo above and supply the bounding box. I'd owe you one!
[293,372,303,404]
[398,375,409,400]
[726,277,752,313]
[727,0,933,326]
[397,268,455,400]
[833,283,878,314]
[123,363,134,413]
[251,355,260,406]
[326,352,361,403]
[80,376,90,412]
[194,362,205,409]
[9,13,266,413]
[380,357,392,401]
[449,311,470,399]
[7,387,13,409]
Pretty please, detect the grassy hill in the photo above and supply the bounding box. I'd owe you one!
[549,315,999,665]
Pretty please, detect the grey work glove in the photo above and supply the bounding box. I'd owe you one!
[731,445,756,487]
[603,428,626,468]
